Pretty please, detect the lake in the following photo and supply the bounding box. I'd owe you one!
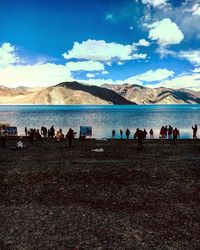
[0,105,200,139]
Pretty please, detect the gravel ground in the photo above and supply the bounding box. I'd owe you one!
[0,138,200,250]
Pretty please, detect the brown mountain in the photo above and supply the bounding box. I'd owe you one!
[102,84,200,104]
[1,82,200,104]
[0,82,134,105]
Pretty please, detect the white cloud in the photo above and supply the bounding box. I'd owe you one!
[0,43,21,68]
[0,43,109,88]
[126,68,174,83]
[86,73,95,78]
[66,60,105,71]
[137,39,151,47]
[178,50,200,66]
[156,47,200,66]
[141,0,168,8]
[102,70,109,74]
[148,18,184,46]
[106,13,115,21]
[132,54,147,59]
[81,78,128,86]
[63,39,147,62]
[0,63,73,88]
[117,61,124,66]
[156,46,177,58]
[192,4,200,16]
[154,73,200,90]
[193,68,200,73]
[145,1,200,40]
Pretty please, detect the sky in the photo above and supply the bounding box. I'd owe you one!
[0,0,200,90]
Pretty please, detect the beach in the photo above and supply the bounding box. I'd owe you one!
[0,138,200,249]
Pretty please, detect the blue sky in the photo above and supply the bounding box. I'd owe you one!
[0,0,200,89]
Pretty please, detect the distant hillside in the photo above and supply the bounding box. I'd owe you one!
[102,84,200,104]
[0,82,134,105]
[1,82,200,104]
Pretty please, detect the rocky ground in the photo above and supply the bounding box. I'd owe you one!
[0,138,200,249]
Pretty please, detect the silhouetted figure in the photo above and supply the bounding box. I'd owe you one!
[149,129,154,139]
[173,128,180,143]
[143,129,147,139]
[50,126,55,138]
[137,130,143,151]
[66,128,76,147]
[160,126,165,140]
[112,129,116,139]
[192,124,198,139]
[168,125,173,139]
[25,127,28,136]
[120,129,123,139]
[35,129,42,139]
[29,129,35,146]
[134,128,139,139]
[41,126,47,137]
[125,128,131,139]
[164,126,168,138]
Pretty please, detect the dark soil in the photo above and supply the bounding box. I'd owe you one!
[0,138,200,249]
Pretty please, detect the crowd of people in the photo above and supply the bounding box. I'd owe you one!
[23,126,76,147]
[0,124,199,149]
[111,124,198,150]
[111,125,184,141]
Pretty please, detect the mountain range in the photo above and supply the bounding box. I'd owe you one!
[0,81,200,104]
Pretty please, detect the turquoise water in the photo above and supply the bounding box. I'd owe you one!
[0,105,200,138]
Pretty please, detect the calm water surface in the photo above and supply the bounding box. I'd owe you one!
[0,105,200,139]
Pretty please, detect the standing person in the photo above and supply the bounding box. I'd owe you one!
[164,126,168,139]
[112,129,116,139]
[66,128,76,147]
[168,125,173,139]
[173,128,180,143]
[192,124,198,139]
[25,127,28,136]
[120,129,123,139]
[137,129,143,151]
[143,129,147,139]
[50,126,55,138]
[125,128,131,139]
[149,129,154,139]
[134,128,139,140]
[43,126,47,137]
[29,129,35,146]
[160,126,165,140]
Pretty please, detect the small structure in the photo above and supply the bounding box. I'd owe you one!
[6,127,18,136]
[79,126,92,139]
[0,123,18,136]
